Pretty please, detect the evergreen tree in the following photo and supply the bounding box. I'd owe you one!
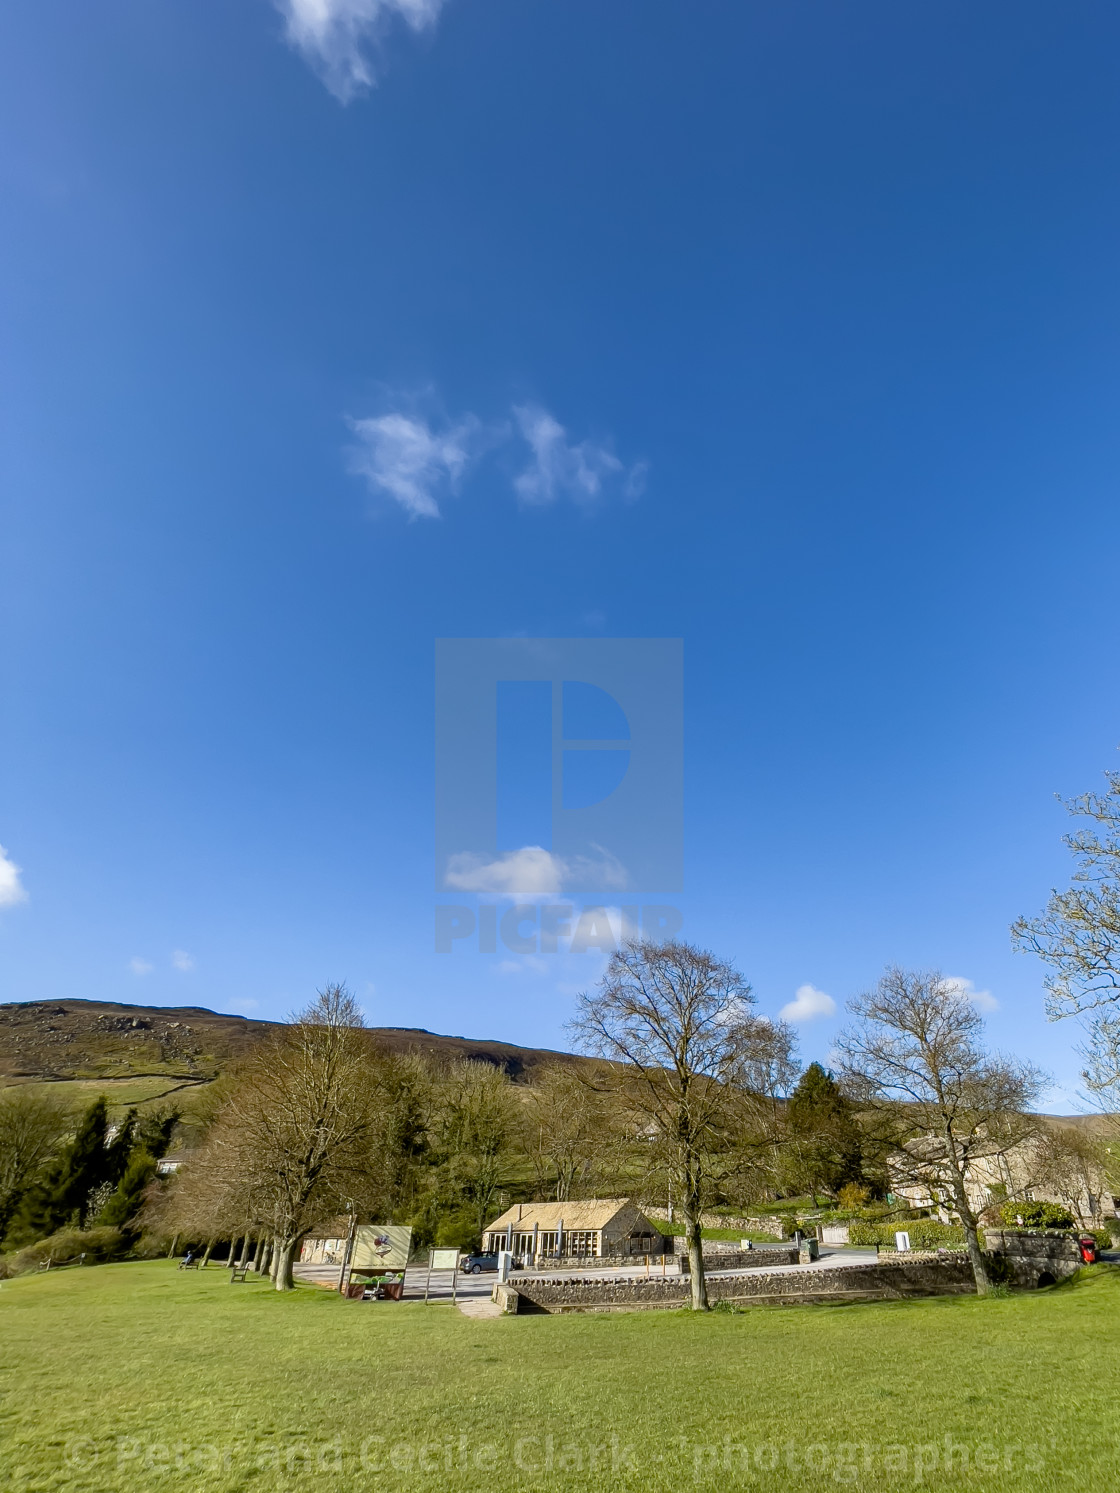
[785,1063,864,1203]
[104,1110,137,1190]
[59,1097,111,1226]
[136,1106,179,1161]
[97,1149,158,1233]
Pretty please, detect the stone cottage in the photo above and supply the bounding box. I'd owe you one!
[482,1199,668,1262]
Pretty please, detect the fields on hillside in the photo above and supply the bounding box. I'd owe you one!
[0,1262,1114,1492]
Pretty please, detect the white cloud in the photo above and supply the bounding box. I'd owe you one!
[172,950,195,972]
[0,844,27,907]
[276,0,446,103]
[346,398,645,518]
[780,983,837,1023]
[943,975,999,1012]
[130,957,154,977]
[444,844,628,894]
[348,410,481,519]
[513,405,641,508]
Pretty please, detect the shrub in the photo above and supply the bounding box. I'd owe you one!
[999,1201,1074,1231]
[0,1226,125,1277]
[836,1183,871,1210]
[848,1220,966,1250]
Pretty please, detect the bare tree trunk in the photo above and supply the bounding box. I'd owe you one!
[248,1233,261,1269]
[949,1172,990,1295]
[274,1236,297,1291]
[200,1239,214,1267]
[258,1239,272,1275]
[167,1234,180,1259]
[229,1235,242,1267]
[269,1236,282,1283]
[681,1157,708,1311]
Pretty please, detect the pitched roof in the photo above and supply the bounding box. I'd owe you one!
[483,1198,652,1234]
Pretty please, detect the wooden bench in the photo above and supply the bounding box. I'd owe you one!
[229,1265,250,1282]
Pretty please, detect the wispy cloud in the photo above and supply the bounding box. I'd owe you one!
[943,975,999,1013]
[130,957,154,976]
[780,983,837,1023]
[172,950,195,973]
[444,844,628,895]
[346,397,646,518]
[276,0,447,103]
[512,405,644,508]
[348,410,481,519]
[0,844,27,907]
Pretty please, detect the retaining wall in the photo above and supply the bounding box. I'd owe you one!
[494,1257,976,1314]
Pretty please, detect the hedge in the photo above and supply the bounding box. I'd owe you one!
[848,1220,966,1249]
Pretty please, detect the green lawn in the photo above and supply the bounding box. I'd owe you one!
[0,1261,1115,1491]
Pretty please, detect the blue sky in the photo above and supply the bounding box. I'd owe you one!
[3,0,1120,1107]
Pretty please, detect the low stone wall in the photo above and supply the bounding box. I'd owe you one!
[648,1212,787,1240]
[495,1257,976,1314]
[676,1246,800,1271]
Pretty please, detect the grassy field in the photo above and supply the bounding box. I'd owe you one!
[0,1261,1115,1492]
[0,1076,214,1120]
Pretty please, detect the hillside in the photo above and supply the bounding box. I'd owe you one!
[0,997,586,1090]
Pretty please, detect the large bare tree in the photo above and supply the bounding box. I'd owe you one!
[1013,767,1120,1111]
[569,937,789,1311]
[836,967,1046,1294]
[181,984,391,1289]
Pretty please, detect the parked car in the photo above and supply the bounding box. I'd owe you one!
[460,1252,522,1274]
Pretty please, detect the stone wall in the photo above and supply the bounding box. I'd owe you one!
[983,1230,1086,1286]
[495,1257,976,1314]
[675,1246,800,1271]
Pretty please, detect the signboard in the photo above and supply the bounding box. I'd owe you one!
[429,1248,460,1271]
[351,1225,413,1272]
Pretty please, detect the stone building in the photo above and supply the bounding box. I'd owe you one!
[482,1199,668,1262]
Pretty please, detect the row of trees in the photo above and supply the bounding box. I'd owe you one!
[147,946,1105,1309]
[572,945,1056,1306]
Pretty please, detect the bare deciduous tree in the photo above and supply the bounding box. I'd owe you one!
[836,967,1046,1294]
[431,1060,517,1236]
[1013,768,1120,1111]
[0,1088,70,1241]
[569,937,785,1311]
[175,983,392,1289]
[523,1063,617,1202]
[1032,1123,1111,1225]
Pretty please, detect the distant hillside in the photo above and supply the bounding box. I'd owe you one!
[0,998,587,1088]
